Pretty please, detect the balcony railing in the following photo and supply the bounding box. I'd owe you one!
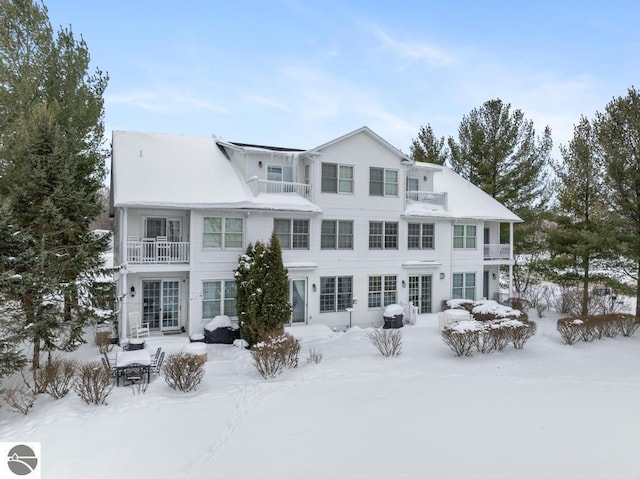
[254,179,311,199]
[483,244,511,261]
[405,190,447,209]
[127,240,189,264]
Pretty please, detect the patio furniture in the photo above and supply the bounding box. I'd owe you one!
[129,312,150,338]
[122,338,145,351]
[152,351,165,375]
[189,333,205,343]
[115,349,151,386]
[382,304,404,329]
[149,347,161,368]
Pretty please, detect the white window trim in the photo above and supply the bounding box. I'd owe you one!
[202,279,237,320]
[202,217,244,250]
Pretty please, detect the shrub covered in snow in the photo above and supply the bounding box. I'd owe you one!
[162,353,205,392]
[557,314,638,345]
[1,377,37,414]
[74,361,113,405]
[368,329,403,357]
[37,357,78,399]
[306,348,323,365]
[441,317,537,356]
[251,332,301,379]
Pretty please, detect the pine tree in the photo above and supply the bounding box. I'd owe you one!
[410,124,448,165]
[234,234,291,346]
[593,86,640,318]
[447,98,552,217]
[544,116,613,316]
[0,0,112,368]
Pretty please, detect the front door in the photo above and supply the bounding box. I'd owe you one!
[289,279,307,325]
[408,275,432,314]
[142,280,180,331]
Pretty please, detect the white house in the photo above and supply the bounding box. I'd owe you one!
[110,126,521,340]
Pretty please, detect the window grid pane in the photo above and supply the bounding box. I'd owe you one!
[384,222,398,249]
[292,220,309,249]
[338,165,354,193]
[337,221,353,249]
[321,163,338,193]
[368,276,382,308]
[337,276,353,311]
[274,219,291,249]
[321,220,337,249]
[369,222,383,249]
[384,170,398,196]
[370,167,384,196]
[320,277,336,312]
[384,275,397,306]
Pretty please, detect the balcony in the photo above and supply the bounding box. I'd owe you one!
[247,177,311,199]
[127,238,189,264]
[483,244,511,261]
[406,191,447,209]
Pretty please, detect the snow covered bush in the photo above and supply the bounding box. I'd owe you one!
[251,332,301,379]
[442,317,537,356]
[94,330,113,354]
[441,321,481,357]
[306,348,323,365]
[162,353,205,392]
[557,314,638,345]
[39,357,78,399]
[75,361,113,405]
[1,377,37,414]
[368,329,403,357]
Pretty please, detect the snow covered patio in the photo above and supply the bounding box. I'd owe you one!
[2,312,639,478]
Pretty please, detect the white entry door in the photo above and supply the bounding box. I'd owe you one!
[289,279,307,325]
[142,280,180,331]
[408,275,433,314]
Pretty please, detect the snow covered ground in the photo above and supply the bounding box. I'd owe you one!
[1,311,639,479]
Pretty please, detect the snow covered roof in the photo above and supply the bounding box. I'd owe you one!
[309,126,410,160]
[111,131,320,213]
[402,165,522,222]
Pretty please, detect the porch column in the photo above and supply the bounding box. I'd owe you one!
[509,222,514,298]
[120,207,129,342]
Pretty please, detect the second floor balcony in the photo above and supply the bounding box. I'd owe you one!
[406,190,447,209]
[127,237,189,264]
[247,177,311,199]
[484,243,511,261]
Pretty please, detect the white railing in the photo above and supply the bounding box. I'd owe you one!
[400,301,418,325]
[483,244,511,260]
[405,191,447,209]
[127,240,189,264]
[257,180,311,199]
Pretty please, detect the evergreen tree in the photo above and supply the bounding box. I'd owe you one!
[544,117,612,316]
[0,0,111,369]
[410,124,448,165]
[593,86,640,318]
[234,234,291,346]
[447,99,552,216]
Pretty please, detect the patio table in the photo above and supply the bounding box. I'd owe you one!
[115,349,151,386]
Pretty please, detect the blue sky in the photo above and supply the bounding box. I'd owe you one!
[46,0,640,154]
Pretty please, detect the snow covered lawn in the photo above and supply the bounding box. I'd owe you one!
[2,312,639,479]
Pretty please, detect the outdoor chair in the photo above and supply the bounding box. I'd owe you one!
[152,352,165,375]
[129,312,150,338]
[149,347,161,368]
[101,357,115,378]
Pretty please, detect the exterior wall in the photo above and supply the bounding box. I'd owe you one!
[114,130,518,337]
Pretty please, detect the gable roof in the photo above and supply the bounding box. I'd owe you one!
[403,164,522,222]
[309,126,410,160]
[111,131,320,212]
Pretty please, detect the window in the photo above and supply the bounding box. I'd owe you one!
[320,276,353,312]
[321,220,353,249]
[144,217,182,241]
[203,217,243,248]
[369,221,398,249]
[408,223,434,249]
[368,275,397,308]
[274,219,309,250]
[321,163,353,193]
[369,167,398,196]
[202,280,237,318]
[452,273,476,300]
[406,177,419,201]
[267,164,293,182]
[453,225,477,249]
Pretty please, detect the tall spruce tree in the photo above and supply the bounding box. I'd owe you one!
[0,0,111,369]
[545,116,611,316]
[593,87,640,318]
[448,99,552,216]
[234,233,291,346]
[410,124,449,165]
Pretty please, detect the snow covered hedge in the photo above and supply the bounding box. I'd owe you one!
[557,314,638,345]
[441,300,536,356]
